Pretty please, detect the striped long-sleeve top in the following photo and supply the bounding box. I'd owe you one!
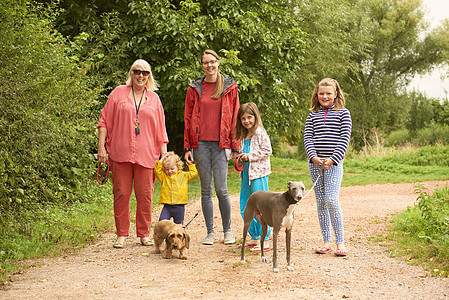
[303,106,352,165]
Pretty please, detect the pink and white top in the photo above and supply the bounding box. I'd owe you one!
[239,126,272,181]
[98,85,168,169]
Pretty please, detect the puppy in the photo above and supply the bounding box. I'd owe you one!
[240,181,305,272]
[153,219,190,260]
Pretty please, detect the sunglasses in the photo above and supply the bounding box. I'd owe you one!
[133,69,150,76]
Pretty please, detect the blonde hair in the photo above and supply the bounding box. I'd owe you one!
[125,59,159,91]
[235,102,263,140]
[310,78,345,112]
[201,50,223,99]
[163,151,184,171]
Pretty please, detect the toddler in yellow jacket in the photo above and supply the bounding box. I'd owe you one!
[154,151,198,224]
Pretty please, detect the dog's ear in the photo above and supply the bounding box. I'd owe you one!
[184,231,190,249]
[288,181,292,189]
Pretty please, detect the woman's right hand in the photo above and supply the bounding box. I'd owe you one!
[185,150,194,164]
[98,146,108,163]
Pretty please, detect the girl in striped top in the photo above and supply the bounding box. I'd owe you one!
[304,78,352,257]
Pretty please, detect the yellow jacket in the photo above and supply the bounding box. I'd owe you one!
[154,161,198,204]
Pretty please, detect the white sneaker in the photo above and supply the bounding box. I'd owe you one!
[223,232,235,244]
[202,233,215,245]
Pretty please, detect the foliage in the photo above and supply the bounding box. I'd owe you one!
[407,91,435,131]
[413,123,449,146]
[0,1,99,214]
[386,128,410,146]
[288,0,365,139]
[50,0,308,152]
[390,186,449,277]
[340,0,449,149]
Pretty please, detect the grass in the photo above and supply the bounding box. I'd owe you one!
[2,144,449,282]
[386,186,449,277]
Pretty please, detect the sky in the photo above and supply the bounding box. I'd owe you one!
[408,0,449,99]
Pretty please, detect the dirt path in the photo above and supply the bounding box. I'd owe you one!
[2,181,449,299]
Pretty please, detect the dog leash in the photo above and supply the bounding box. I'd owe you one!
[183,212,199,228]
[96,160,110,185]
[302,163,325,200]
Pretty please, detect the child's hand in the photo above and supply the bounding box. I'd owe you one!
[322,158,335,170]
[239,153,249,162]
[186,160,192,166]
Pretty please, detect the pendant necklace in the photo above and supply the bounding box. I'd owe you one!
[132,86,145,135]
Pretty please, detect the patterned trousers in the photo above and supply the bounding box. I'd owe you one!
[309,162,345,244]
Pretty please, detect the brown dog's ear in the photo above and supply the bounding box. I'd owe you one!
[184,232,190,249]
[288,181,292,189]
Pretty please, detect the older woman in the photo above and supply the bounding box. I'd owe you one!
[98,59,168,248]
[184,50,240,245]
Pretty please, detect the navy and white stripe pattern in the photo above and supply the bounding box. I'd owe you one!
[304,107,352,164]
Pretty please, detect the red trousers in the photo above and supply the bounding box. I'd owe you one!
[111,160,155,237]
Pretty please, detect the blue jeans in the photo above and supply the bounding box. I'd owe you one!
[193,141,232,234]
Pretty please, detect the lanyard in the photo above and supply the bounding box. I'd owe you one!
[132,86,145,134]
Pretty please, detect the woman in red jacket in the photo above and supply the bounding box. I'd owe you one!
[184,50,240,245]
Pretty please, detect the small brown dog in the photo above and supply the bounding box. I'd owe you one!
[153,219,190,260]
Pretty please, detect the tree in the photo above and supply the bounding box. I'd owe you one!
[341,0,449,148]
[51,0,309,152]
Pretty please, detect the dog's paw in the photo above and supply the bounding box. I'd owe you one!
[261,256,268,263]
[240,259,246,264]
[287,265,294,271]
[273,268,279,273]
[152,249,161,254]
[180,255,187,260]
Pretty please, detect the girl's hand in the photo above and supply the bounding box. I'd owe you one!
[322,158,335,171]
[311,156,322,167]
[239,153,249,162]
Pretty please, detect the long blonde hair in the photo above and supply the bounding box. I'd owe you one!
[201,50,224,99]
[310,78,345,112]
[235,102,263,140]
[125,59,159,91]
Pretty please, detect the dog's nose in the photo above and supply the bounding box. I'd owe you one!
[173,243,178,248]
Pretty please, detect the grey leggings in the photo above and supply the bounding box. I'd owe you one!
[193,141,232,234]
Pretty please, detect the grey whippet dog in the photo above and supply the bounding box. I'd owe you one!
[240,181,305,272]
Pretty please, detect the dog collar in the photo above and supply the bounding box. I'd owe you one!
[284,191,298,204]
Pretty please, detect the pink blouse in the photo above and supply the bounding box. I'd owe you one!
[98,85,168,169]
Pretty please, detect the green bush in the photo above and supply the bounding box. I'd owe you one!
[413,123,449,146]
[0,1,99,214]
[386,128,410,146]
[391,186,449,276]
